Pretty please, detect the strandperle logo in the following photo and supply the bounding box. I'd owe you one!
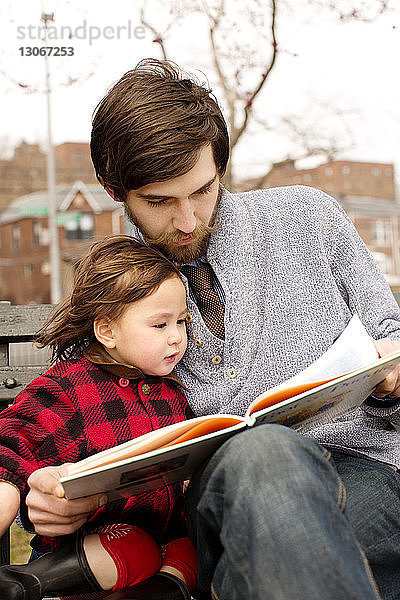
[16,20,146,46]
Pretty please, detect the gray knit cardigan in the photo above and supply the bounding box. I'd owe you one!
[175,185,400,468]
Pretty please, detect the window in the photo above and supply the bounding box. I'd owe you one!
[373,220,390,246]
[12,224,21,250]
[342,166,351,175]
[372,251,391,275]
[371,167,381,177]
[303,174,312,183]
[64,214,94,240]
[325,167,333,176]
[33,220,40,247]
[24,264,34,278]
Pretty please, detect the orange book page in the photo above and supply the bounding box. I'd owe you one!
[69,416,243,475]
[162,416,244,448]
[249,379,334,415]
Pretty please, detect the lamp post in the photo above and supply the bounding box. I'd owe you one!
[41,12,62,303]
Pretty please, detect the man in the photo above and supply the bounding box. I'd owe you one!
[25,59,400,600]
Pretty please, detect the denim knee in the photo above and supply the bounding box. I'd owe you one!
[198,424,340,508]
[215,424,324,474]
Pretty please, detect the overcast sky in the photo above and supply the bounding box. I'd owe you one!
[0,0,399,187]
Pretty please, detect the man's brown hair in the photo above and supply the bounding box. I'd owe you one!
[35,235,181,361]
[90,58,229,201]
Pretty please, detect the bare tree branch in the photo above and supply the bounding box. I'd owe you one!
[230,0,278,148]
[308,0,391,22]
[208,0,236,132]
[133,0,396,190]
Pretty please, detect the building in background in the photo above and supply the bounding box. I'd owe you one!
[0,181,125,304]
[338,194,400,288]
[247,159,396,200]
[2,156,400,303]
[0,141,96,211]
[240,159,400,288]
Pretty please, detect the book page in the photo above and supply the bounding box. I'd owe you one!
[247,314,378,416]
[251,350,400,430]
[67,414,245,476]
[61,421,248,500]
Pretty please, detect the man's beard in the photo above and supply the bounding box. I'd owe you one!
[126,210,219,264]
[125,188,221,264]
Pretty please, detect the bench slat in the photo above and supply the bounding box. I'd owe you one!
[0,305,53,339]
[0,366,48,404]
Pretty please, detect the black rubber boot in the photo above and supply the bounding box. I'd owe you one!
[0,534,102,600]
[104,572,192,600]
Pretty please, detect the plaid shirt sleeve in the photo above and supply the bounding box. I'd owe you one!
[0,358,195,552]
[0,374,85,501]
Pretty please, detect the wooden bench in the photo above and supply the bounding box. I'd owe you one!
[0,303,54,566]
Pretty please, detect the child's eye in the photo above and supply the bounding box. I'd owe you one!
[177,319,186,325]
[153,323,166,329]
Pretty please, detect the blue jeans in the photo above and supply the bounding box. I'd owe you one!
[185,424,400,600]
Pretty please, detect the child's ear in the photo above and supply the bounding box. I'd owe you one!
[93,316,116,348]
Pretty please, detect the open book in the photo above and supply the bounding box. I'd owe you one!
[60,315,400,500]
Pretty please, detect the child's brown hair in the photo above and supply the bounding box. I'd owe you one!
[35,235,181,361]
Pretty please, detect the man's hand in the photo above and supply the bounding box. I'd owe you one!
[26,465,108,537]
[373,338,400,398]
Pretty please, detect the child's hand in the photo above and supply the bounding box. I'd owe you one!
[0,480,20,537]
[26,465,108,537]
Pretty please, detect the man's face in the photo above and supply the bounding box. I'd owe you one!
[125,145,220,263]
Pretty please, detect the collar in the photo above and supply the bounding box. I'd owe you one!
[83,343,188,390]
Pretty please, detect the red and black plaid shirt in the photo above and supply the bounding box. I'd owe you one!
[0,351,194,552]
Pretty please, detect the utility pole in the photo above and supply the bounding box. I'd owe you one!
[42,12,62,303]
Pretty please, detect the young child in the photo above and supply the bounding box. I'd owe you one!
[0,235,197,600]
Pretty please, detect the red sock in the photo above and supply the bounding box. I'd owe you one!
[97,523,161,590]
[161,537,198,592]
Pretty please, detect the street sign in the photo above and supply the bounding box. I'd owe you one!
[19,206,48,217]
[18,207,81,223]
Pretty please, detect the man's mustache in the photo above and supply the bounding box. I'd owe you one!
[147,221,219,246]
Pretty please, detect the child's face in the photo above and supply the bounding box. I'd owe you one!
[105,275,188,376]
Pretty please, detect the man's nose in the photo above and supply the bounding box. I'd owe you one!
[172,199,196,233]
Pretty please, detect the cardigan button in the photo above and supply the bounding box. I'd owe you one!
[227,368,237,379]
[212,355,222,365]
[141,383,151,395]
[118,378,129,388]
[194,338,203,347]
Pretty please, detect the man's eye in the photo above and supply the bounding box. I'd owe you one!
[154,323,166,329]
[147,199,168,207]
[197,185,212,195]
